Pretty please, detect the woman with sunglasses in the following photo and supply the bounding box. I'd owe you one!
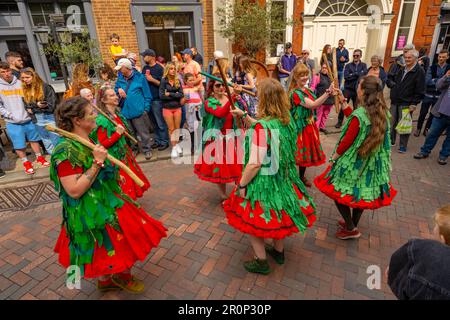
[94,86,151,200]
[194,76,247,200]
[223,78,316,274]
[21,67,60,155]
[288,63,334,187]
[51,96,167,293]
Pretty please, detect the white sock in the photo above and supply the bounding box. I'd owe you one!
[35,153,42,157]
[21,157,28,163]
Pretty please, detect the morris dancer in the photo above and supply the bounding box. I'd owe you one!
[95,86,150,200]
[51,97,166,293]
[194,76,246,200]
[289,64,332,187]
[314,76,397,240]
[224,79,316,274]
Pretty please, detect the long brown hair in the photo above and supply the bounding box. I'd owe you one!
[239,56,257,77]
[71,63,94,96]
[232,53,242,75]
[96,85,118,115]
[288,63,309,94]
[320,44,332,66]
[163,62,180,89]
[21,67,44,104]
[357,75,388,157]
[258,78,291,125]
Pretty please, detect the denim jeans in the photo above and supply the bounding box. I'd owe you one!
[420,114,450,160]
[180,105,186,129]
[279,77,289,91]
[151,100,169,146]
[34,113,60,154]
[338,71,344,90]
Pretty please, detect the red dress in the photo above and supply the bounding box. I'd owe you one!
[54,161,166,278]
[291,89,326,167]
[97,114,150,200]
[194,100,243,184]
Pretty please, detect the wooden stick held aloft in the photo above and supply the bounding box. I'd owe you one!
[91,104,138,145]
[45,125,145,187]
[200,71,256,97]
[332,48,340,113]
[214,51,236,110]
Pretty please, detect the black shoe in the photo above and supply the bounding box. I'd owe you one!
[438,158,447,165]
[265,245,285,265]
[144,151,153,160]
[335,122,342,129]
[0,169,5,179]
[151,142,160,149]
[413,152,429,159]
[158,144,169,151]
[319,128,329,135]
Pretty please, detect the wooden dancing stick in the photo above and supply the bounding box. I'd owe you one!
[323,53,340,113]
[199,71,257,97]
[214,51,237,110]
[45,125,145,187]
[91,104,138,145]
[332,48,340,113]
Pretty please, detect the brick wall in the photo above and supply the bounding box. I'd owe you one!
[201,0,214,65]
[292,0,304,55]
[91,0,140,67]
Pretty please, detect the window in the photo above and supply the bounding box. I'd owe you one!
[269,0,288,57]
[393,0,421,52]
[315,0,369,17]
[143,13,192,29]
[60,2,87,29]
[0,2,22,28]
[29,2,54,27]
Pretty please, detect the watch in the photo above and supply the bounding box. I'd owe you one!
[238,183,247,190]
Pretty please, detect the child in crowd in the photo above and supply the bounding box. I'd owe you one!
[110,33,127,65]
[182,73,204,155]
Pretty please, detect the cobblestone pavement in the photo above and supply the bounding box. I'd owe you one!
[0,124,448,300]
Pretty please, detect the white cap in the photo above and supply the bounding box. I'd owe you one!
[114,58,132,71]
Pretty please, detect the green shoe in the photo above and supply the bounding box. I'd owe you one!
[97,277,121,292]
[243,258,271,275]
[265,245,285,265]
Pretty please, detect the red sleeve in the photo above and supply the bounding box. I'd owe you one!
[97,127,122,149]
[336,117,360,155]
[205,100,231,118]
[342,105,353,118]
[251,123,268,148]
[57,160,83,177]
[292,92,302,106]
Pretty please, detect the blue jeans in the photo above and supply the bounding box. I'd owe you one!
[420,114,450,160]
[151,100,169,146]
[338,71,344,90]
[180,105,186,129]
[35,113,60,154]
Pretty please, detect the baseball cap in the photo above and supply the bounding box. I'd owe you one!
[285,42,292,49]
[140,49,156,57]
[114,58,132,71]
[181,48,193,56]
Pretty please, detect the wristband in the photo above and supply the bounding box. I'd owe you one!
[329,157,337,164]
[93,159,105,168]
[237,183,247,190]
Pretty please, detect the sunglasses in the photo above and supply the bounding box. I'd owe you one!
[353,55,361,58]
[214,83,224,88]
[302,52,309,55]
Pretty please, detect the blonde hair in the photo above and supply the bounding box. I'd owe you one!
[288,63,309,93]
[71,63,94,96]
[435,205,450,245]
[163,62,180,89]
[239,56,257,77]
[257,78,291,125]
[20,68,44,104]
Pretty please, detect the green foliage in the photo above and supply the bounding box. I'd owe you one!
[43,29,103,76]
[216,0,296,58]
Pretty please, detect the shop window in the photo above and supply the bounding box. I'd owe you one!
[29,2,55,27]
[269,0,288,57]
[59,2,87,29]
[393,0,420,52]
[0,2,23,28]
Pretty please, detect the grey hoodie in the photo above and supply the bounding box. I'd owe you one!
[0,76,31,124]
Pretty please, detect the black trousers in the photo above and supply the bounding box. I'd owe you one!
[337,91,358,124]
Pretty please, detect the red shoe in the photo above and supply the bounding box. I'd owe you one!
[23,161,35,175]
[301,177,312,188]
[337,220,346,229]
[335,228,361,240]
[36,155,50,167]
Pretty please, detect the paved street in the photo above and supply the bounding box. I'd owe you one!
[0,116,449,300]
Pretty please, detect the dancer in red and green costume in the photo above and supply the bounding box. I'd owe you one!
[224,79,316,275]
[288,63,333,187]
[94,86,150,200]
[51,97,167,293]
[194,76,247,200]
[314,76,397,240]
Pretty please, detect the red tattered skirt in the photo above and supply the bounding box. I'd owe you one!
[295,123,326,167]
[314,166,397,210]
[194,137,243,184]
[223,185,316,239]
[119,146,151,200]
[54,198,167,279]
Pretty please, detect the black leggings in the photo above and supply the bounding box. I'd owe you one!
[335,201,364,230]
[299,166,306,179]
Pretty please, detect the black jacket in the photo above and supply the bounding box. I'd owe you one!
[344,62,368,93]
[159,77,184,109]
[315,73,334,105]
[23,83,57,115]
[389,63,425,106]
[388,239,450,300]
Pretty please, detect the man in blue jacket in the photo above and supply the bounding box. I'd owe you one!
[115,58,153,160]
[336,39,349,89]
